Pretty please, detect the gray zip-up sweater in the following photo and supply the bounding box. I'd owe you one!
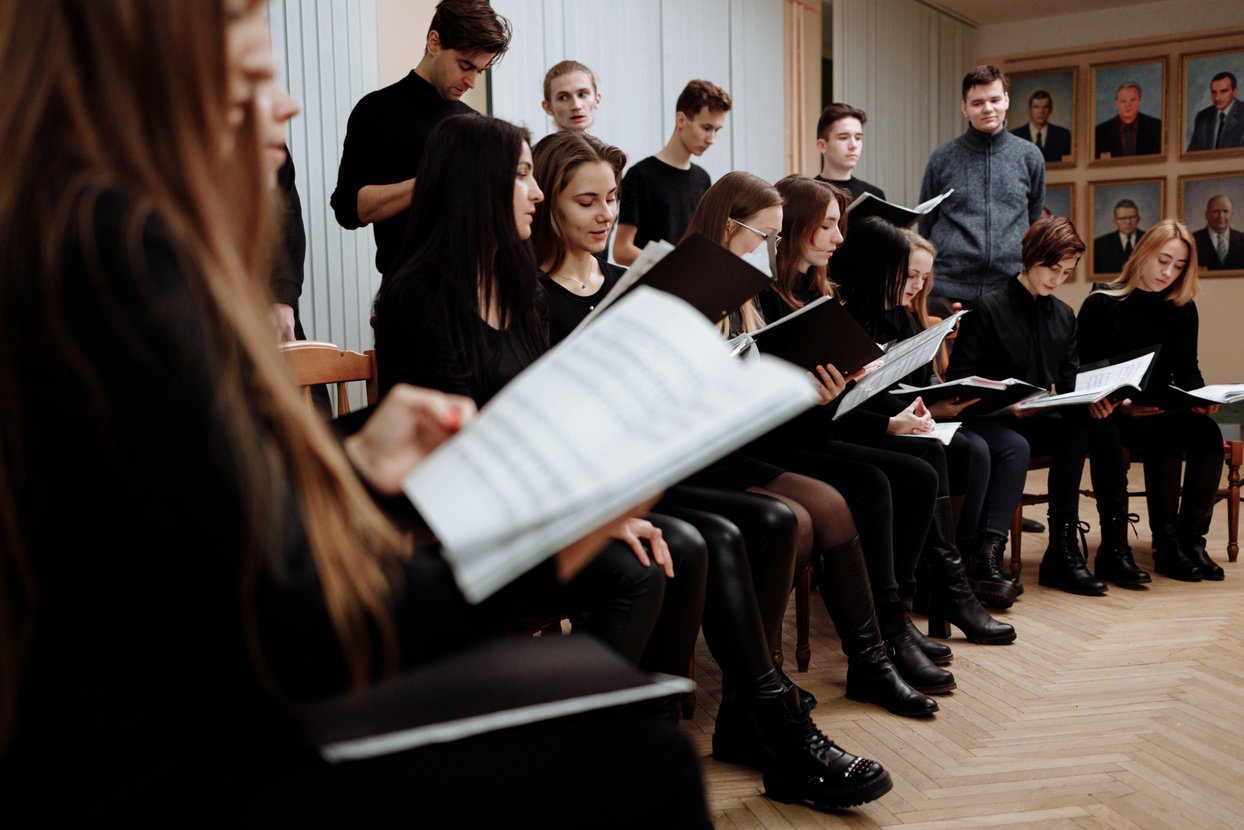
[918,124,1045,302]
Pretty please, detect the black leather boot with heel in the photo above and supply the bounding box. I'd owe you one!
[814,536,938,716]
[924,498,1017,644]
[966,532,1019,609]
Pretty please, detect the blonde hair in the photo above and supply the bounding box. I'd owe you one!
[1099,219,1199,307]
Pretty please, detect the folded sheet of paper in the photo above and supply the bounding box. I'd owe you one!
[405,287,820,603]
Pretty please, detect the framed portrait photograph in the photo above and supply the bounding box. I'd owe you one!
[1088,178,1165,277]
[1043,183,1075,223]
[1181,48,1244,159]
[1180,173,1244,276]
[1090,58,1167,164]
[1008,68,1077,166]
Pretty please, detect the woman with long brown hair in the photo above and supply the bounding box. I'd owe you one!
[0,2,710,824]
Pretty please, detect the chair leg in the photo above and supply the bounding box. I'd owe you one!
[1226,441,1241,562]
[795,566,811,672]
[1009,504,1024,578]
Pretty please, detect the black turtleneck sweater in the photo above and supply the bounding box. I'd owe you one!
[946,277,1077,394]
[1077,288,1204,390]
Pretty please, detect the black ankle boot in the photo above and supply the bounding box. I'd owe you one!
[750,686,894,809]
[906,618,952,665]
[924,498,1016,644]
[775,664,817,711]
[1094,513,1151,588]
[967,533,1019,609]
[1039,517,1108,595]
[1152,529,1203,582]
[1180,533,1224,580]
[813,537,938,717]
[879,602,955,694]
[712,683,762,768]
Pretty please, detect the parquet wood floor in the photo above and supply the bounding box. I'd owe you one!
[687,466,1244,828]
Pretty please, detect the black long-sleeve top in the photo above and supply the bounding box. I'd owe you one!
[544,261,623,346]
[1077,288,1204,390]
[947,277,1078,394]
[373,269,547,407]
[330,71,473,275]
[2,191,541,822]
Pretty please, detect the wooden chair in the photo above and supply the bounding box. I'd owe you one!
[279,341,377,415]
[1008,441,1242,578]
[772,568,813,673]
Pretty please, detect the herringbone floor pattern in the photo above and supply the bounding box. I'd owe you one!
[686,467,1244,828]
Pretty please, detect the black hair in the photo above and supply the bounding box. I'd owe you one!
[377,115,544,396]
[829,216,910,337]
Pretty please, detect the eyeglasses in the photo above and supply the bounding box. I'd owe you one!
[732,218,782,248]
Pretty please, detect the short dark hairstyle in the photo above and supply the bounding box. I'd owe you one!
[428,0,511,61]
[816,103,867,141]
[676,80,732,117]
[1028,90,1052,106]
[1113,199,1139,214]
[1212,71,1238,90]
[962,65,1008,100]
[1021,216,1085,271]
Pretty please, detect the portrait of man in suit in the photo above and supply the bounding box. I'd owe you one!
[1012,90,1072,162]
[1187,72,1243,151]
[1193,195,1244,270]
[1094,199,1145,273]
[1095,82,1163,158]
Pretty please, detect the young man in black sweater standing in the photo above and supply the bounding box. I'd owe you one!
[331,0,510,276]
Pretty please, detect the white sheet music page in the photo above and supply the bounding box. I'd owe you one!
[405,287,818,602]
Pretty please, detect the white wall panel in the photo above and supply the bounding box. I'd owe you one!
[491,0,783,184]
[270,0,380,358]
[832,0,975,205]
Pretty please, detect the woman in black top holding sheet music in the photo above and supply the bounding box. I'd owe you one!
[528,131,895,810]
[1078,220,1225,581]
[685,172,956,719]
[0,3,715,825]
[948,217,1137,595]
[756,176,1013,662]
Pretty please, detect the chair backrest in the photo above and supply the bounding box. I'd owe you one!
[279,341,377,416]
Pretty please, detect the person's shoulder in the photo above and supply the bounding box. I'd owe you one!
[1192,225,1211,240]
[689,162,711,184]
[1078,290,1117,315]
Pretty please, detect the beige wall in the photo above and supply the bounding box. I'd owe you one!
[982,26,1244,383]
[375,0,488,112]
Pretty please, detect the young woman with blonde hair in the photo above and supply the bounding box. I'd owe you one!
[1078,219,1225,581]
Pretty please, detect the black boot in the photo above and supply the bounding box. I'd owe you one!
[1177,457,1225,581]
[906,618,952,665]
[775,664,817,711]
[813,537,938,717]
[1152,526,1203,582]
[750,686,894,809]
[966,533,1019,609]
[1039,517,1108,595]
[924,498,1017,644]
[1094,513,1151,587]
[712,682,762,767]
[878,601,955,693]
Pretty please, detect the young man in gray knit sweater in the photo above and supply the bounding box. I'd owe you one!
[918,65,1045,309]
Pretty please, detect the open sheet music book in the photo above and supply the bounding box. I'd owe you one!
[892,376,1045,417]
[1018,351,1156,411]
[404,287,820,603]
[573,234,772,333]
[1134,383,1244,409]
[846,189,954,228]
[896,421,963,445]
[832,310,969,419]
[748,295,885,376]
